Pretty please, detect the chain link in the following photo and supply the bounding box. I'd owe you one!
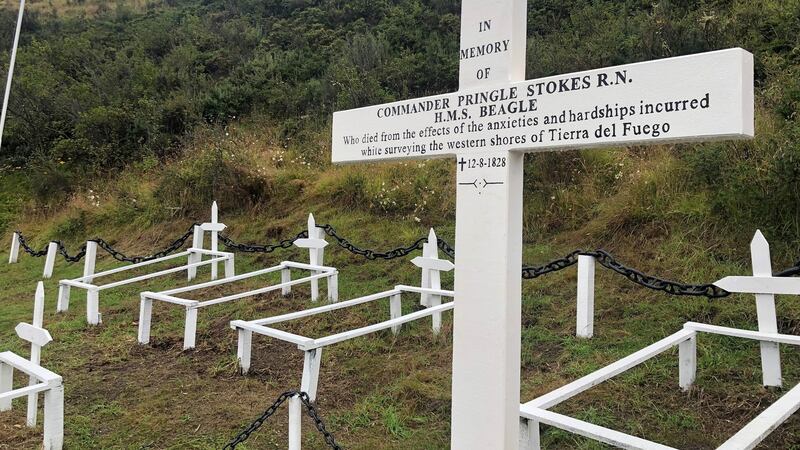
[319,224,428,260]
[219,230,308,253]
[222,391,341,450]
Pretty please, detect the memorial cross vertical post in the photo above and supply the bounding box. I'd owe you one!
[331,0,753,445]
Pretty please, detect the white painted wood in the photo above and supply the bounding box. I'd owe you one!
[683,322,800,346]
[305,302,453,350]
[42,382,63,450]
[327,272,338,302]
[196,272,332,307]
[0,0,25,152]
[250,289,403,326]
[98,256,229,290]
[160,264,286,295]
[414,229,453,308]
[83,241,97,284]
[237,328,252,374]
[56,284,70,312]
[43,242,58,278]
[224,256,235,278]
[394,285,454,297]
[231,321,314,347]
[210,202,219,280]
[9,232,20,263]
[301,349,323,401]
[0,382,48,402]
[411,256,455,272]
[518,418,540,450]
[26,282,47,426]
[390,293,402,335]
[750,230,782,387]
[678,334,697,391]
[0,351,61,383]
[289,395,302,450]
[184,307,198,350]
[299,214,325,302]
[15,323,52,347]
[430,293,442,335]
[576,255,596,338]
[281,268,292,296]
[717,381,800,450]
[137,296,153,345]
[0,361,11,410]
[714,276,800,295]
[142,291,197,307]
[332,48,754,164]
[188,225,202,281]
[520,407,676,450]
[86,288,100,325]
[527,329,695,409]
[76,251,190,282]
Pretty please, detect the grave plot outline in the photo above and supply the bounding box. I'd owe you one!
[138,214,339,350]
[519,231,800,450]
[56,202,235,325]
[331,0,754,446]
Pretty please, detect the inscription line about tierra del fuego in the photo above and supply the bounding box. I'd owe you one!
[330,0,754,448]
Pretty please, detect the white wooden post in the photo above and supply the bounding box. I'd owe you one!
[390,293,402,335]
[751,230,782,387]
[26,282,45,426]
[519,418,541,450]
[0,0,25,152]
[290,348,323,450]
[184,307,198,350]
[9,232,20,263]
[210,202,219,280]
[224,256,235,278]
[237,328,253,374]
[56,284,70,313]
[137,295,153,345]
[43,242,58,279]
[0,361,11,411]
[327,272,338,303]
[281,268,292,296]
[42,383,64,450]
[678,334,697,391]
[293,214,328,302]
[83,240,98,284]
[86,288,100,325]
[576,255,596,338]
[188,225,202,281]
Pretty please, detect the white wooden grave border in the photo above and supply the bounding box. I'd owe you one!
[0,282,64,450]
[518,231,800,450]
[230,284,454,450]
[138,214,338,350]
[56,202,235,325]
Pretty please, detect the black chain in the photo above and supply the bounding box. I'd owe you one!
[15,232,50,257]
[319,224,428,260]
[219,230,308,253]
[222,391,341,450]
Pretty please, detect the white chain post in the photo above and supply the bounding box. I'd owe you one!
[188,225,202,281]
[576,255,596,338]
[83,241,98,284]
[289,349,323,450]
[43,242,58,279]
[750,230,782,387]
[9,232,20,263]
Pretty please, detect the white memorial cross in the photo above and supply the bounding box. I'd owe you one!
[292,214,329,302]
[412,228,454,334]
[199,201,226,280]
[715,230,792,387]
[331,0,754,447]
[13,282,53,426]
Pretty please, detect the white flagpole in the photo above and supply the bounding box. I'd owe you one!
[0,0,26,151]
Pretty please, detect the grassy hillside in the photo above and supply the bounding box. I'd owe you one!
[0,0,799,449]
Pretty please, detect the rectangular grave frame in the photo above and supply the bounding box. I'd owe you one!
[57,244,235,325]
[139,261,339,350]
[0,351,63,450]
[519,322,800,450]
[229,284,453,450]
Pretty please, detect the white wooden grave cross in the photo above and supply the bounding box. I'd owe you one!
[198,201,226,280]
[412,228,454,333]
[331,0,754,446]
[292,213,330,302]
[715,230,790,387]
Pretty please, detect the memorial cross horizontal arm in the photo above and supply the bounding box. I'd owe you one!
[330,1,754,448]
